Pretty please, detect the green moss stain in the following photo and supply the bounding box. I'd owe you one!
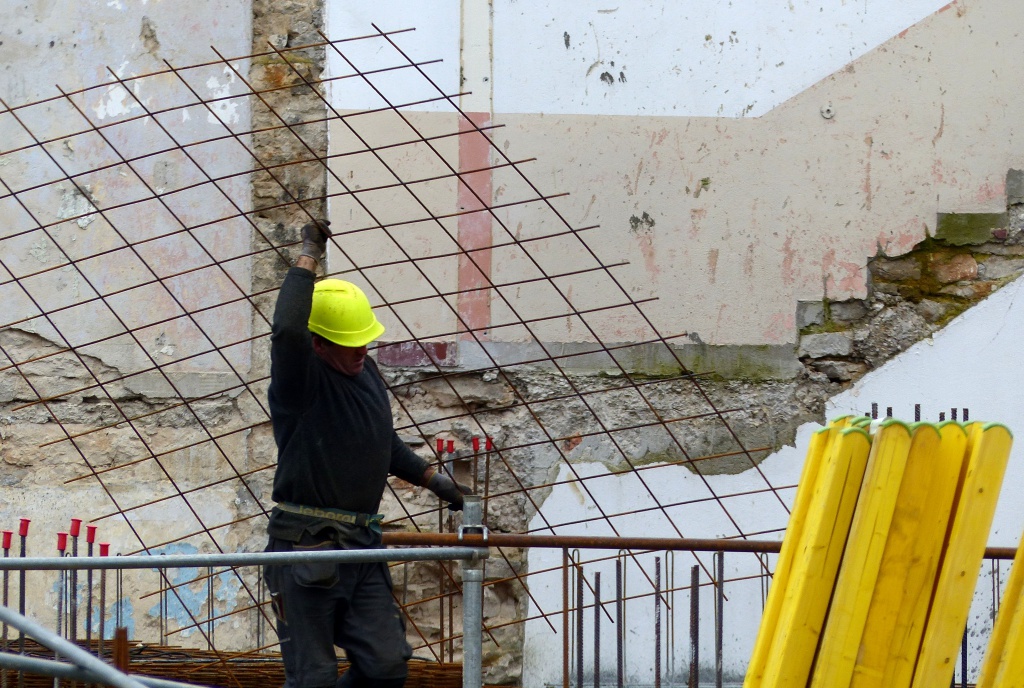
[935,212,1008,246]
[800,320,848,335]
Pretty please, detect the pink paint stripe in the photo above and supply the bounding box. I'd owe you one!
[457,111,493,341]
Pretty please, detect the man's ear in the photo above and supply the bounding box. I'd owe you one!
[311,333,326,356]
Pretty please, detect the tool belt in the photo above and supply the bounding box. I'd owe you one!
[275,502,384,528]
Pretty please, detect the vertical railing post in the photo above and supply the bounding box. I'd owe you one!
[2,530,11,688]
[563,550,570,688]
[460,496,487,688]
[594,572,601,688]
[18,518,30,688]
[616,557,624,688]
[577,560,584,688]
[715,551,724,688]
[655,558,661,688]
[689,565,699,688]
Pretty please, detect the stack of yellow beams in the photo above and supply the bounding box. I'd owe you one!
[744,416,1013,688]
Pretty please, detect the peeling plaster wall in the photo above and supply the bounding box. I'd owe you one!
[0,2,250,101]
[0,2,255,384]
[0,0,257,647]
[328,0,1024,357]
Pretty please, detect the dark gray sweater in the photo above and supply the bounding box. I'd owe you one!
[266,267,429,543]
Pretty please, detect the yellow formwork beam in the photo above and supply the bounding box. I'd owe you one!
[911,423,1014,688]
[810,420,913,688]
[978,525,1024,688]
[872,421,969,688]
[743,421,838,688]
[759,426,872,688]
[847,423,946,688]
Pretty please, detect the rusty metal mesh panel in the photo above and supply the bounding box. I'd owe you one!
[0,28,791,676]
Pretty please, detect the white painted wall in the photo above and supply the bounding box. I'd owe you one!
[326,0,460,112]
[328,0,950,117]
[493,0,950,117]
[524,274,1024,685]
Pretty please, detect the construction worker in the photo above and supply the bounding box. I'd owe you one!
[264,219,472,688]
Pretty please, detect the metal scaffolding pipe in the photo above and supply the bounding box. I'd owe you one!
[0,653,202,688]
[0,547,485,571]
[380,533,1019,560]
[460,496,487,688]
[0,606,149,688]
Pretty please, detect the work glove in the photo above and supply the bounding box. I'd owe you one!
[426,470,474,511]
[299,219,332,264]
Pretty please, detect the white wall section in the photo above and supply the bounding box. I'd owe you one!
[327,0,461,111]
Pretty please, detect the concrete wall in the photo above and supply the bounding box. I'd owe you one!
[0,0,258,647]
[1,2,255,390]
[327,0,1024,365]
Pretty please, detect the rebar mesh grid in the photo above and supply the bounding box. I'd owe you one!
[0,28,793,675]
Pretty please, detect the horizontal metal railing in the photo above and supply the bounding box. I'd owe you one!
[0,498,489,688]
[0,522,1013,688]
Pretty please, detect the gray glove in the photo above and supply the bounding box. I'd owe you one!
[426,470,474,511]
[299,219,332,263]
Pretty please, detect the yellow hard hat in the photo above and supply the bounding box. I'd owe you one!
[308,279,385,347]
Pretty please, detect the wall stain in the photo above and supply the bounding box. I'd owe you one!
[140,16,160,56]
[781,233,796,286]
[629,211,655,233]
[688,207,707,239]
[624,159,644,196]
[863,134,874,211]
[932,102,945,145]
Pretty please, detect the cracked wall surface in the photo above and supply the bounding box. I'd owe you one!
[4,2,1024,685]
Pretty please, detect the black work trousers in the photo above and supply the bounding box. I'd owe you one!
[265,537,412,688]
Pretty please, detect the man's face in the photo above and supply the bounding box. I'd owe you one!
[312,336,368,376]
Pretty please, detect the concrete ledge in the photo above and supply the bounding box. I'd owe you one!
[376,340,803,380]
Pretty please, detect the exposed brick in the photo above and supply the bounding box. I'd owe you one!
[796,301,824,329]
[978,255,1024,280]
[938,281,995,299]
[376,341,454,367]
[830,300,868,324]
[810,358,868,382]
[871,257,921,282]
[798,332,853,358]
[928,253,977,284]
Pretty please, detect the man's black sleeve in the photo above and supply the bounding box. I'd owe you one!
[270,267,318,411]
[389,433,431,486]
